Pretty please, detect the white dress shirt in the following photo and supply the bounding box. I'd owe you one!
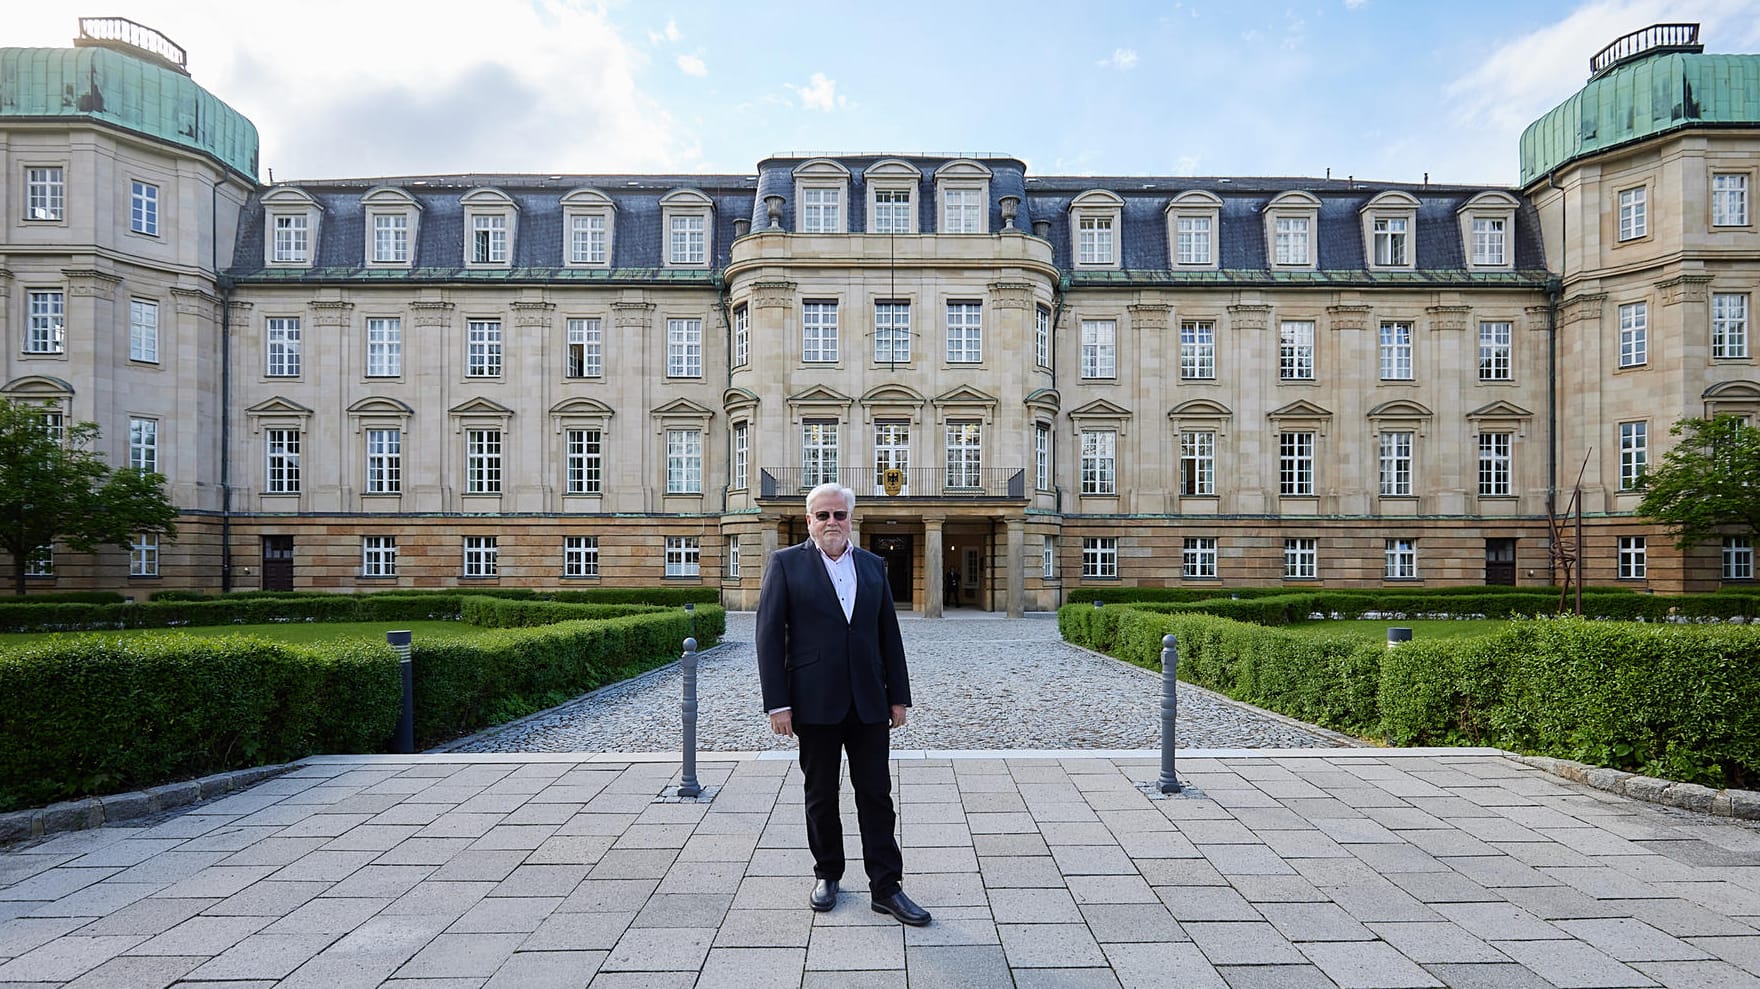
[768,544,858,716]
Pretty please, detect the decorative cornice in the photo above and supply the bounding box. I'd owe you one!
[1227,304,1271,333]
[1560,292,1606,327]
[1326,304,1371,332]
[0,268,11,299]
[512,300,555,329]
[307,300,354,327]
[1127,303,1170,332]
[61,269,121,298]
[170,287,220,320]
[1656,273,1713,306]
[1425,305,1471,332]
[750,279,796,310]
[988,280,1037,310]
[612,300,655,330]
[409,300,454,328]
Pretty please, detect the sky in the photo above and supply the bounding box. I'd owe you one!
[12,0,1760,186]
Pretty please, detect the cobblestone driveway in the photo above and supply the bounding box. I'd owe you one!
[446,613,1346,753]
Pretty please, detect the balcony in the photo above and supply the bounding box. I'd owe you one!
[760,467,1026,501]
[1589,23,1700,79]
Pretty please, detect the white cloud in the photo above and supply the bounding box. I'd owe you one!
[788,73,845,112]
[649,18,681,44]
[677,54,707,76]
[1097,48,1140,70]
[1343,0,1367,9]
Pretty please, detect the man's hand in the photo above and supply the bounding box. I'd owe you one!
[890,705,907,729]
[769,710,794,737]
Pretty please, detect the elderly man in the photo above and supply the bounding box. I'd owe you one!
[755,482,929,926]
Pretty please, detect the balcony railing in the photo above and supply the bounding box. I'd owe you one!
[760,467,1025,500]
[76,17,188,72]
[1589,23,1700,78]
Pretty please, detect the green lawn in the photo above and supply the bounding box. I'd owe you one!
[1277,619,1509,642]
[0,620,486,650]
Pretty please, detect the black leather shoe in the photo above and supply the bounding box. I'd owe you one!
[870,890,931,926]
[809,879,838,912]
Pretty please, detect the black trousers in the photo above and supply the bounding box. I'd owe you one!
[795,708,902,899]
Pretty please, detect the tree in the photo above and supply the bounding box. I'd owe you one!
[1637,415,1760,549]
[0,399,178,595]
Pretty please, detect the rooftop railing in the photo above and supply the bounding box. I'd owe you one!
[760,467,1026,501]
[75,17,187,73]
[1590,23,1701,79]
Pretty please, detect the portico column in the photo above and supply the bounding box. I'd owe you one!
[1006,518,1025,618]
[923,516,945,619]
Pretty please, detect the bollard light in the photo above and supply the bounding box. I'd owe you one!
[386,630,414,754]
[1158,634,1182,794]
[1094,599,1103,609]
[677,636,702,798]
[1387,627,1413,649]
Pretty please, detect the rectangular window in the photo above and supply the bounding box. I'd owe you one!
[1372,216,1409,266]
[566,318,603,378]
[801,420,839,487]
[1619,421,1648,490]
[1713,173,1749,227]
[874,420,909,492]
[943,188,981,233]
[1385,539,1417,579]
[366,317,402,376]
[670,215,706,265]
[471,214,507,263]
[463,536,498,577]
[1379,431,1414,497]
[467,319,503,377]
[1043,536,1056,579]
[466,429,502,494]
[732,422,749,490]
[1618,536,1647,579]
[571,213,607,264]
[1618,187,1647,241]
[1722,536,1754,580]
[39,410,64,445]
[1618,302,1647,368]
[1035,305,1052,369]
[565,536,600,577]
[733,305,750,368]
[1713,293,1749,360]
[265,317,302,376]
[566,428,603,494]
[1274,216,1309,265]
[130,532,158,577]
[1078,215,1114,265]
[873,189,912,233]
[667,318,703,377]
[1034,423,1051,490]
[1183,537,1218,579]
[801,187,841,233]
[26,290,65,354]
[945,420,982,489]
[1478,321,1512,381]
[362,536,397,577]
[372,213,408,262]
[1180,320,1216,379]
[665,536,701,577]
[130,181,158,236]
[129,299,159,363]
[266,429,301,493]
[1176,215,1212,265]
[26,167,64,221]
[1080,430,1116,495]
[1471,217,1506,265]
[25,545,52,578]
[1279,431,1314,496]
[1180,430,1215,496]
[802,301,839,363]
[129,417,158,474]
[1279,320,1315,380]
[1285,538,1317,580]
[1379,322,1414,380]
[1082,537,1118,578]
[272,214,308,262]
[874,301,910,363]
[1478,432,1512,497]
[366,428,402,494]
[945,302,983,363]
[727,535,741,579]
[667,429,703,494]
[1080,319,1116,379]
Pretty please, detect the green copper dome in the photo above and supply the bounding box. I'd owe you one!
[0,46,258,180]
[1520,51,1760,186]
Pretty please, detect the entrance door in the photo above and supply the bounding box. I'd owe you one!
[1485,538,1516,586]
[262,536,294,591]
[870,535,913,606]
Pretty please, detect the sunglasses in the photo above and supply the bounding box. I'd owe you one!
[812,510,850,522]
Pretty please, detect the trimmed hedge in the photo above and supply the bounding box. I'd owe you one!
[149,586,723,605]
[0,594,467,632]
[460,597,667,627]
[2,591,127,604]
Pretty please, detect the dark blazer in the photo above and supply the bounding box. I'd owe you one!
[756,540,911,725]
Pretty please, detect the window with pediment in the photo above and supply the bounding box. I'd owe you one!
[362,186,421,266]
[1458,191,1517,270]
[934,160,991,234]
[461,188,517,267]
[793,160,850,234]
[1070,190,1122,268]
[1362,191,1419,270]
[1264,191,1319,269]
[562,188,616,266]
[262,187,321,267]
[1166,190,1221,269]
[662,189,714,267]
[866,159,922,234]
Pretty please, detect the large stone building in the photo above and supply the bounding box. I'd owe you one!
[2,20,1756,610]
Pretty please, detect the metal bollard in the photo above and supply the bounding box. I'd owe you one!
[386,630,414,754]
[678,637,702,798]
[1159,634,1182,794]
[1387,627,1413,649]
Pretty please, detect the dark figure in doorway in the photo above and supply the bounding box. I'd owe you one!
[944,568,959,607]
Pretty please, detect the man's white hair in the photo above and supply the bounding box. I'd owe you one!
[805,482,855,513]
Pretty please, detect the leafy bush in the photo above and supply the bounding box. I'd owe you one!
[5,591,127,604]
[459,597,667,627]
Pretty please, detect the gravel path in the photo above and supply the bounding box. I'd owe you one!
[443,613,1349,753]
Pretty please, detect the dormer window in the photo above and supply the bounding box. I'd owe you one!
[1362,191,1419,271]
[794,159,850,234]
[866,159,922,234]
[562,188,616,267]
[1264,191,1319,269]
[1166,191,1222,269]
[661,189,714,268]
[461,188,517,268]
[1458,191,1518,270]
[1070,190,1123,268]
[262,186,322,268]
[362,186,421,267]
[935,160,991,234]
